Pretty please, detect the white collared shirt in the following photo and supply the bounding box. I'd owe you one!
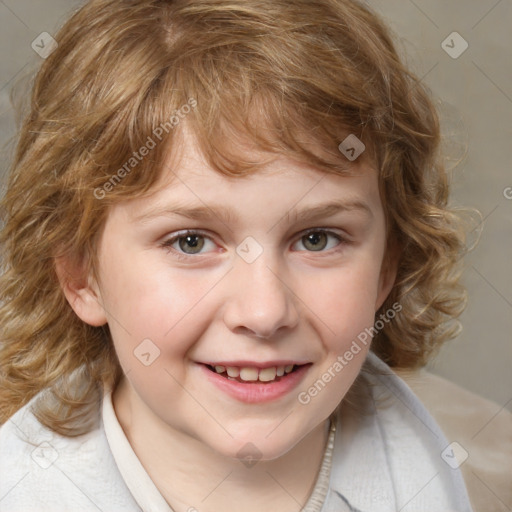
[0,353,474,512]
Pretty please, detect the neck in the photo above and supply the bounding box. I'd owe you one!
[112,379,331,512]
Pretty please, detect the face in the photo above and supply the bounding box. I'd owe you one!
[65,130,395,461]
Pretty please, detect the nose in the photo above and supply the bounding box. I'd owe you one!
[222,257,300,339]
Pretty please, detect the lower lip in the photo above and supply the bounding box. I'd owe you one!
[200,364,311,403]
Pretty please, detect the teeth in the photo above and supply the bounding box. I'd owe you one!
[239,367,259,381]
[226,366,240,378]
[258,367,277,382]
[211,364,298,382]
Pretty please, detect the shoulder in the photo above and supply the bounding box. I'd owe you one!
[395,367,512,512]
[330,353,474,512]
[0,394,140,512]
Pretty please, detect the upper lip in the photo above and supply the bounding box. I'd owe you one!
[200,361,311,369]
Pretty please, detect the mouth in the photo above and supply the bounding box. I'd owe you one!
[198,360,312,403]
[204,363,307,384]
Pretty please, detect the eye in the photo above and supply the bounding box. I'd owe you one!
[292,229,343,252]
[161,230,217,256]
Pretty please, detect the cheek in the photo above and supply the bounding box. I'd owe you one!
[295,264,380,415]
[301,260,382,346]
[99,260,223,364]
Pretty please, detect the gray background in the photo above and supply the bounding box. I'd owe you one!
[0,1,511,410]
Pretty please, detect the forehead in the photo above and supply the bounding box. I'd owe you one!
[155,124,377,194]
[110,124,382,228]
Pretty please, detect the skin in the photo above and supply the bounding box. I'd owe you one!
[59,129,397,512]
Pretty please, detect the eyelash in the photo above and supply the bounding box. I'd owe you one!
[160,228,347,260]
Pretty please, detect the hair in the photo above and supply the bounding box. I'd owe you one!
[0,0,468,436]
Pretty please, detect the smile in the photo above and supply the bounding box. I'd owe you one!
[206,364,299,383]
[200,362,312,403]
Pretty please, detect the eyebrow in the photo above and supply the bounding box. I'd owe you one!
[283,199,373,224]
[134,199,373,226]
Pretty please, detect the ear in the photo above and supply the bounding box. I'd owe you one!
[375,238,400,311]
[55,255,108,327]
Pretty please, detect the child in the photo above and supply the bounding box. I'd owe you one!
[0,0,481,510]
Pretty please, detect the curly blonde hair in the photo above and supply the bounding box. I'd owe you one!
[0,0,467,435]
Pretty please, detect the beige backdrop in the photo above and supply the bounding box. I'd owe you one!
[0,0,510,410]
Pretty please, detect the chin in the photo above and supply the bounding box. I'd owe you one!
[206,424,306,464]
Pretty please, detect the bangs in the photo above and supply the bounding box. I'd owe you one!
[76,0,392,204]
